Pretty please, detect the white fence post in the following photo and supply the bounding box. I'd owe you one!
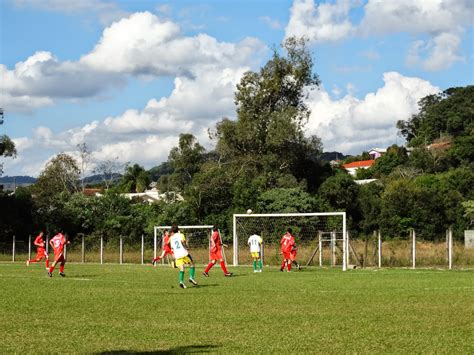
[233,215,238,266]
[46,235,49,253]
[12,235,16,262]
[411,229,416,269]
[82,235,85,263]
[378,230,382,268]
[331,231,336,267]
[119,236,123,265]
[153,229,157,267]
[28,235,32,261]
[448,228,453,270]
[100,236,103,265]
[141,234,144,265]
[318,232,322,267]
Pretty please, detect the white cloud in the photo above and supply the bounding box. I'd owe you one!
[13,0,129,25]
[1,11,266,114]
[4,61,247,176]
[259,16,283,30]
[285,0,355,42]
[305,72,440,153]
[285,0,473,70]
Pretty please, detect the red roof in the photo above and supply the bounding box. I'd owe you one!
[342,160,375,169]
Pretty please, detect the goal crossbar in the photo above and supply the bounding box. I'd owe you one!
[233,212,347,271]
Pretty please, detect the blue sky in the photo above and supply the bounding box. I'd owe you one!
[1,0,473,176]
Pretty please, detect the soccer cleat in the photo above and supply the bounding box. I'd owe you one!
[202,272,209,277]
[258,269,262,272]
[189,278,198,286]
[224,272,233,277]
[151,260,155,266]
[26,260,30,266]
[179,282,187,289]
[253,270,258,273]
[47,271,52,277]
[280,268,284,272]
[59,272,66,277]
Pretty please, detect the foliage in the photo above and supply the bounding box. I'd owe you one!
[117,163,150,193]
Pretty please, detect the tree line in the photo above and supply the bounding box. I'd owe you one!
[0,38,472,245]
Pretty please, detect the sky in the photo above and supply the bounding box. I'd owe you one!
[1,0,473,177]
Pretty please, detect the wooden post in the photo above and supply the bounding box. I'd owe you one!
[82,235,85,263]
[378,230,382,268]
[28,235,32,261]
[12,235,16,262]
[141,234,144,265]
[119,236,123,265]
[411,229,416,269]
[100,236,103,265]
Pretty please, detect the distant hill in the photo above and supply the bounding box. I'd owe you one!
[83,173,122,186]
[320,151,351,161]
[148,162,173,181]
[0,175,36,183]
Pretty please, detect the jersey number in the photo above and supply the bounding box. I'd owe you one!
[174,240,181,249]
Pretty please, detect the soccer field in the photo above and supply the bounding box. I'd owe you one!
[1,263,472,354]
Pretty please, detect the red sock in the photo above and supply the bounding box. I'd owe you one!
[45,260,49,268]
[204,262,214,273]
[220,261,228,274]
[49,266,54,273]
[287,262,292,271]
[280,260,286,270]
[59,264,65,273]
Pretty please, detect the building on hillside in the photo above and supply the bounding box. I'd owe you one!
[122,188,183,204]
[82,188,103,197]
[368,148,386,160]
[354,179,378,185]
[342,160,375,176]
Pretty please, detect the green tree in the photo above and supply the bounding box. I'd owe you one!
[168,133,205,191]
[118,164,150,193]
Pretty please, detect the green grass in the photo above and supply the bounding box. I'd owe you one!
[0,263,473,354]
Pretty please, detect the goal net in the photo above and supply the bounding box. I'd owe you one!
[153,225,214,265]
[233,212,347,271]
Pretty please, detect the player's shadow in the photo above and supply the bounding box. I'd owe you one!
[98,344,219,354]
[195,283,218,288]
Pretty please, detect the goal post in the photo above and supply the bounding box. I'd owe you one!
[153,225,214,265]
[233,212,347,271]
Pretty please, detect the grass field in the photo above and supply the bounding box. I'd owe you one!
[1,263,473,354]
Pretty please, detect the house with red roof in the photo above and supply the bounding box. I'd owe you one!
[342,160,375,176]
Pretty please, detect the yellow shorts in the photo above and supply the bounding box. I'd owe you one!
[251,252,260,258]
[175,255,192,267]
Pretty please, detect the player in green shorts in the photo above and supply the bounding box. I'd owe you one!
[169,224,198,289]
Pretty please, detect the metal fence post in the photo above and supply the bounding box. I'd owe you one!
[28,235,32,261]
[82,235,85,263]
[318,232,322,267]
[378,230,382,268]
[120,236,123,265]
[100,236,103,265]
[141,234,144,265]
[448,228,453,270]
[12,235,16,262]
[411,229,416,269]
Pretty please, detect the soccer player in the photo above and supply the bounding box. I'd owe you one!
[202,226,232,277]
[151,229,174,266]
[247,233,263,272]
[280,228,295,272]
[290,240,302,271]
[169,224,198,289]
[26,231,49,269]
[47,230,70,277]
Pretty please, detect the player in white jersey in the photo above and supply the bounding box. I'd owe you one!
[169,224,198,289]
[247,234,263,273]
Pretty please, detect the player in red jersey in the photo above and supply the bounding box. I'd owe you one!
[47,231,70,277]
[203,226,232,277]
[151,230,174,265]
[26,231,49,269]
[280,228,295,272]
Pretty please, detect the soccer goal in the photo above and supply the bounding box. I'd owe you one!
[233,212,348,271]
[153,225,215,265]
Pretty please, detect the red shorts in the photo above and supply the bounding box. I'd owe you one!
[36,248,48,259]
[163,247,173,256]
[210,249,223,261]
[290,250,297,260]
[54,252,65,263]
[282,251,291,260]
